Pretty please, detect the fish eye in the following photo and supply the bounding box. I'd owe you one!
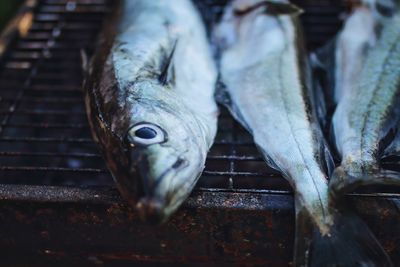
[127,123,167,146]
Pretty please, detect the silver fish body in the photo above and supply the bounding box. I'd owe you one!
[329,6,400,195]
[215,1,391,266]
[84,0,218,223]
[332,7,377,103]
[215,0,332,234]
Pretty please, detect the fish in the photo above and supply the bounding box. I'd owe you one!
[314,4,400,197]
[384,125,400,156]
[83,0,218,223]
[362,0,400,16]
[214,0,392,266]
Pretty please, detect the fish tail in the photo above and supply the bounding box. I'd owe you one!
[329,166,400,198]
[294,204,392,267]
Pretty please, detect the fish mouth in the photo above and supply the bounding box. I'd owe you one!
[135,166,176,224]
[129,149,189,224]
[135,197,167,224]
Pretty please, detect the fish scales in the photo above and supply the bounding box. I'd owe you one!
[84,0,218,223]
[215,0,392,266]
[330,7,400,194]
[219,15,331,231]
[217,0,332,237]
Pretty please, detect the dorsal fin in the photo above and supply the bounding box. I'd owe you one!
[234,0,303,16]
[159,40,178,86]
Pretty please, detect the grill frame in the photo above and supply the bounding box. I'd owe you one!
[0,0,399,266]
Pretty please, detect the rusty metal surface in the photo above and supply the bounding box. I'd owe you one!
[0,186,399,266]
[0,0,399,266]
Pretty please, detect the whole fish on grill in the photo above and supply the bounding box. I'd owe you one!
[82,0,218,223]
[314,3,400,197]
[214,0,392,266]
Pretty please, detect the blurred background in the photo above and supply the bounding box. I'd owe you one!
[0,0,23,31]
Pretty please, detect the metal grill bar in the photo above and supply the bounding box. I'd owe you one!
[208,155,263,161]
[4,123,89,129]
[0,152,268,161]
[0,137,93,143]
[0,151,100,158]
[203,171,278,177]
[0,110,85,115]
[0,166,106,173]
[0,84,81,90]
[0,137,256,145]
[0,2,399,266]
[0,0,398,193]
[0,97,84,103]
[0,166,277,178]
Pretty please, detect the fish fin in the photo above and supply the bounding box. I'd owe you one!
[311,41,341,169]
[159,40,178,86]
[215,80,232,108]
[310,39,337,85]
[80,49,89,75]
[311,70,329,132]
[263,2,304,16]
[383,127,400,157]
[80,47,94,77]
[310,39,337,115]
[80,47,95,92]
[321,142,335,177]
[215,80,253,132]
[380,126,398,156]
[328,121,342,163]
[384,144,400,158]
[330,167,400,198]
[233,0,303,16]
[256,144,283,172]
[295,202,392,267]
[216,80,283,172]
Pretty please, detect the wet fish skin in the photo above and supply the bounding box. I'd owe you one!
[84,0,218,223]
[329,6,400,196]
[332,7,377,103]
[215,0,333,234]
[215,0,392,266]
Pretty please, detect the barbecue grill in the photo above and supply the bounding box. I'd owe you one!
[0,0,399,266]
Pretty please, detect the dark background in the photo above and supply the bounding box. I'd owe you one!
[0,0,23,31]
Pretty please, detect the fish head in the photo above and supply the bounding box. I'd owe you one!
[121,99,206,224]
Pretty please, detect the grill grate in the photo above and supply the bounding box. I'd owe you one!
[0,0,398,193]
[0,1,400,266]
